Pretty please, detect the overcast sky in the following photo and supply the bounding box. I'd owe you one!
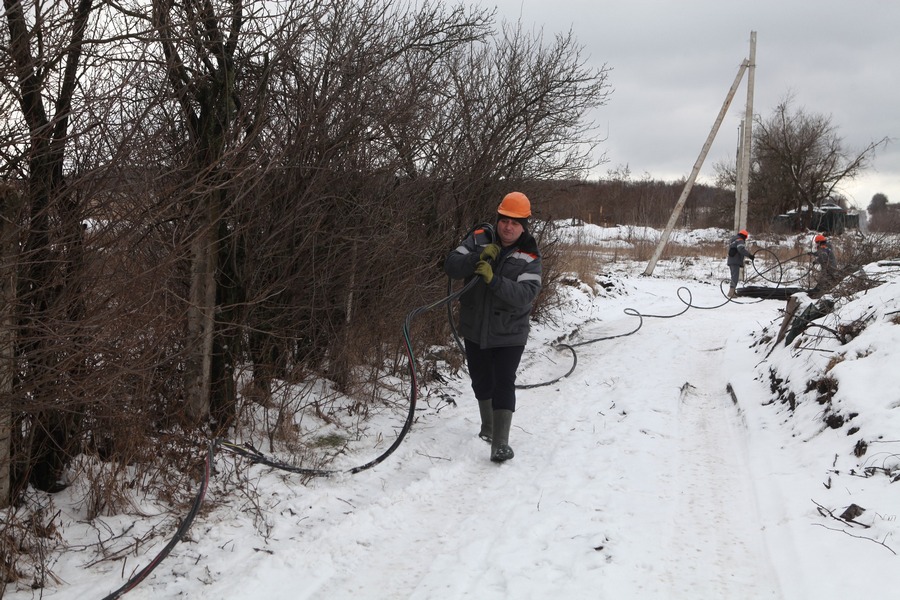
[474,0,900,210]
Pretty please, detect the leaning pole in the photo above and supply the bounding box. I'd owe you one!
[643,47,753,277]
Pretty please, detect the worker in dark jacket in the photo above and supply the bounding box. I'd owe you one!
[810,233,838,294]
[726,229,754,298]
[444,192,542,463]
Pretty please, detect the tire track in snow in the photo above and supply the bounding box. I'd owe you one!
[664,375,782,598]
[577,295,785,598]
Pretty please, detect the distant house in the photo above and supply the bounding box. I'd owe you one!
[772,203,858,234]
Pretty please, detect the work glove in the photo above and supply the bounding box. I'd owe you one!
[480,243,501,262]
[749,254,756,260]
[474,260,494,285]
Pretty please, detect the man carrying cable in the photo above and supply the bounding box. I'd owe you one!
[443,192,542,463]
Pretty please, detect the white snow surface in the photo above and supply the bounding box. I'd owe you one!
[6,224,900,600]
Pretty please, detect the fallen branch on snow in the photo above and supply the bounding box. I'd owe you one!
[811,523,896,556]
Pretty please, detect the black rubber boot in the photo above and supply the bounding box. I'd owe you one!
[490,409,514,462]
[478,399,492,443]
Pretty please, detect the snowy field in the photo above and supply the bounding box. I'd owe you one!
[5,223,899,600]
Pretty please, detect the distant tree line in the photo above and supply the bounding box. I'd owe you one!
[529,174,734,230]
[867,193,900,232]
[0,0,612,523]
[534,94,892,236]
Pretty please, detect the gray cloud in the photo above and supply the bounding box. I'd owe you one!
[475,0,899,207]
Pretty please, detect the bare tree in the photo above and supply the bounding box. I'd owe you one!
[867,192,900,232]
[426,21,613,231]
[743,94,886,227]
[139,0,308,428]
[0,184,22,507]
[868,192,889,214]
[2,0,98,499]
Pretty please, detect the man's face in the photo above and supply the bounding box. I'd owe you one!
[497,217,524,247]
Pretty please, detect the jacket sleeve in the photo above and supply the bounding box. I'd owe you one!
[444,234,480,279]
[489,254,542,309]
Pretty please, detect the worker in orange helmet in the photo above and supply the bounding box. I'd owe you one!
[725,229,755,298]
[809,233,838,296]
[443,192,542,463]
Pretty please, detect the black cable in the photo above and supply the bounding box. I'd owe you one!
[105,230,492,597]
[219,222,495,477]
[100,441,214,600]
[542,249,814,366]
[93,257,719,598]
[516,343,578,389]
[218,274,482,478]
[448,223,496,358]
[748,249,813,286]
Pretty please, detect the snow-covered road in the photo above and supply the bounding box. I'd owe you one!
[531,282,785,599]
[136,276,791,600]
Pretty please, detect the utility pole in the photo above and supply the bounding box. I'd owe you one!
[734,121,744,231]
[737,31,756,230]
[643,58,749,276]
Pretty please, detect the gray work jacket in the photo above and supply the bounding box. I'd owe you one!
[726,235,753,266]
[444,227,542,348]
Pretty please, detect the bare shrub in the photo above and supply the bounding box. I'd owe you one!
[0,502,63,590]
[825,354,845,373]
[837,233,900,268]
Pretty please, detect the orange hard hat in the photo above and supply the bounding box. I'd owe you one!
[738,229,749,238]
[497,192,531,219]
[814,234,827,243]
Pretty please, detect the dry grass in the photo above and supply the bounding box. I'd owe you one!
[557,238,730,278]
[561,243,607,284]
[552,232,869,285]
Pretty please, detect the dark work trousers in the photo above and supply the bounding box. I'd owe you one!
[464,339,525,412]
[729,264,742,288]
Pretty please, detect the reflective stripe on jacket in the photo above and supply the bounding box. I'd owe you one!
[444,229,542,348]
[726,235,753,266]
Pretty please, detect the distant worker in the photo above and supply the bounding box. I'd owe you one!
[726,229,755,298]
[809,233,838,295]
